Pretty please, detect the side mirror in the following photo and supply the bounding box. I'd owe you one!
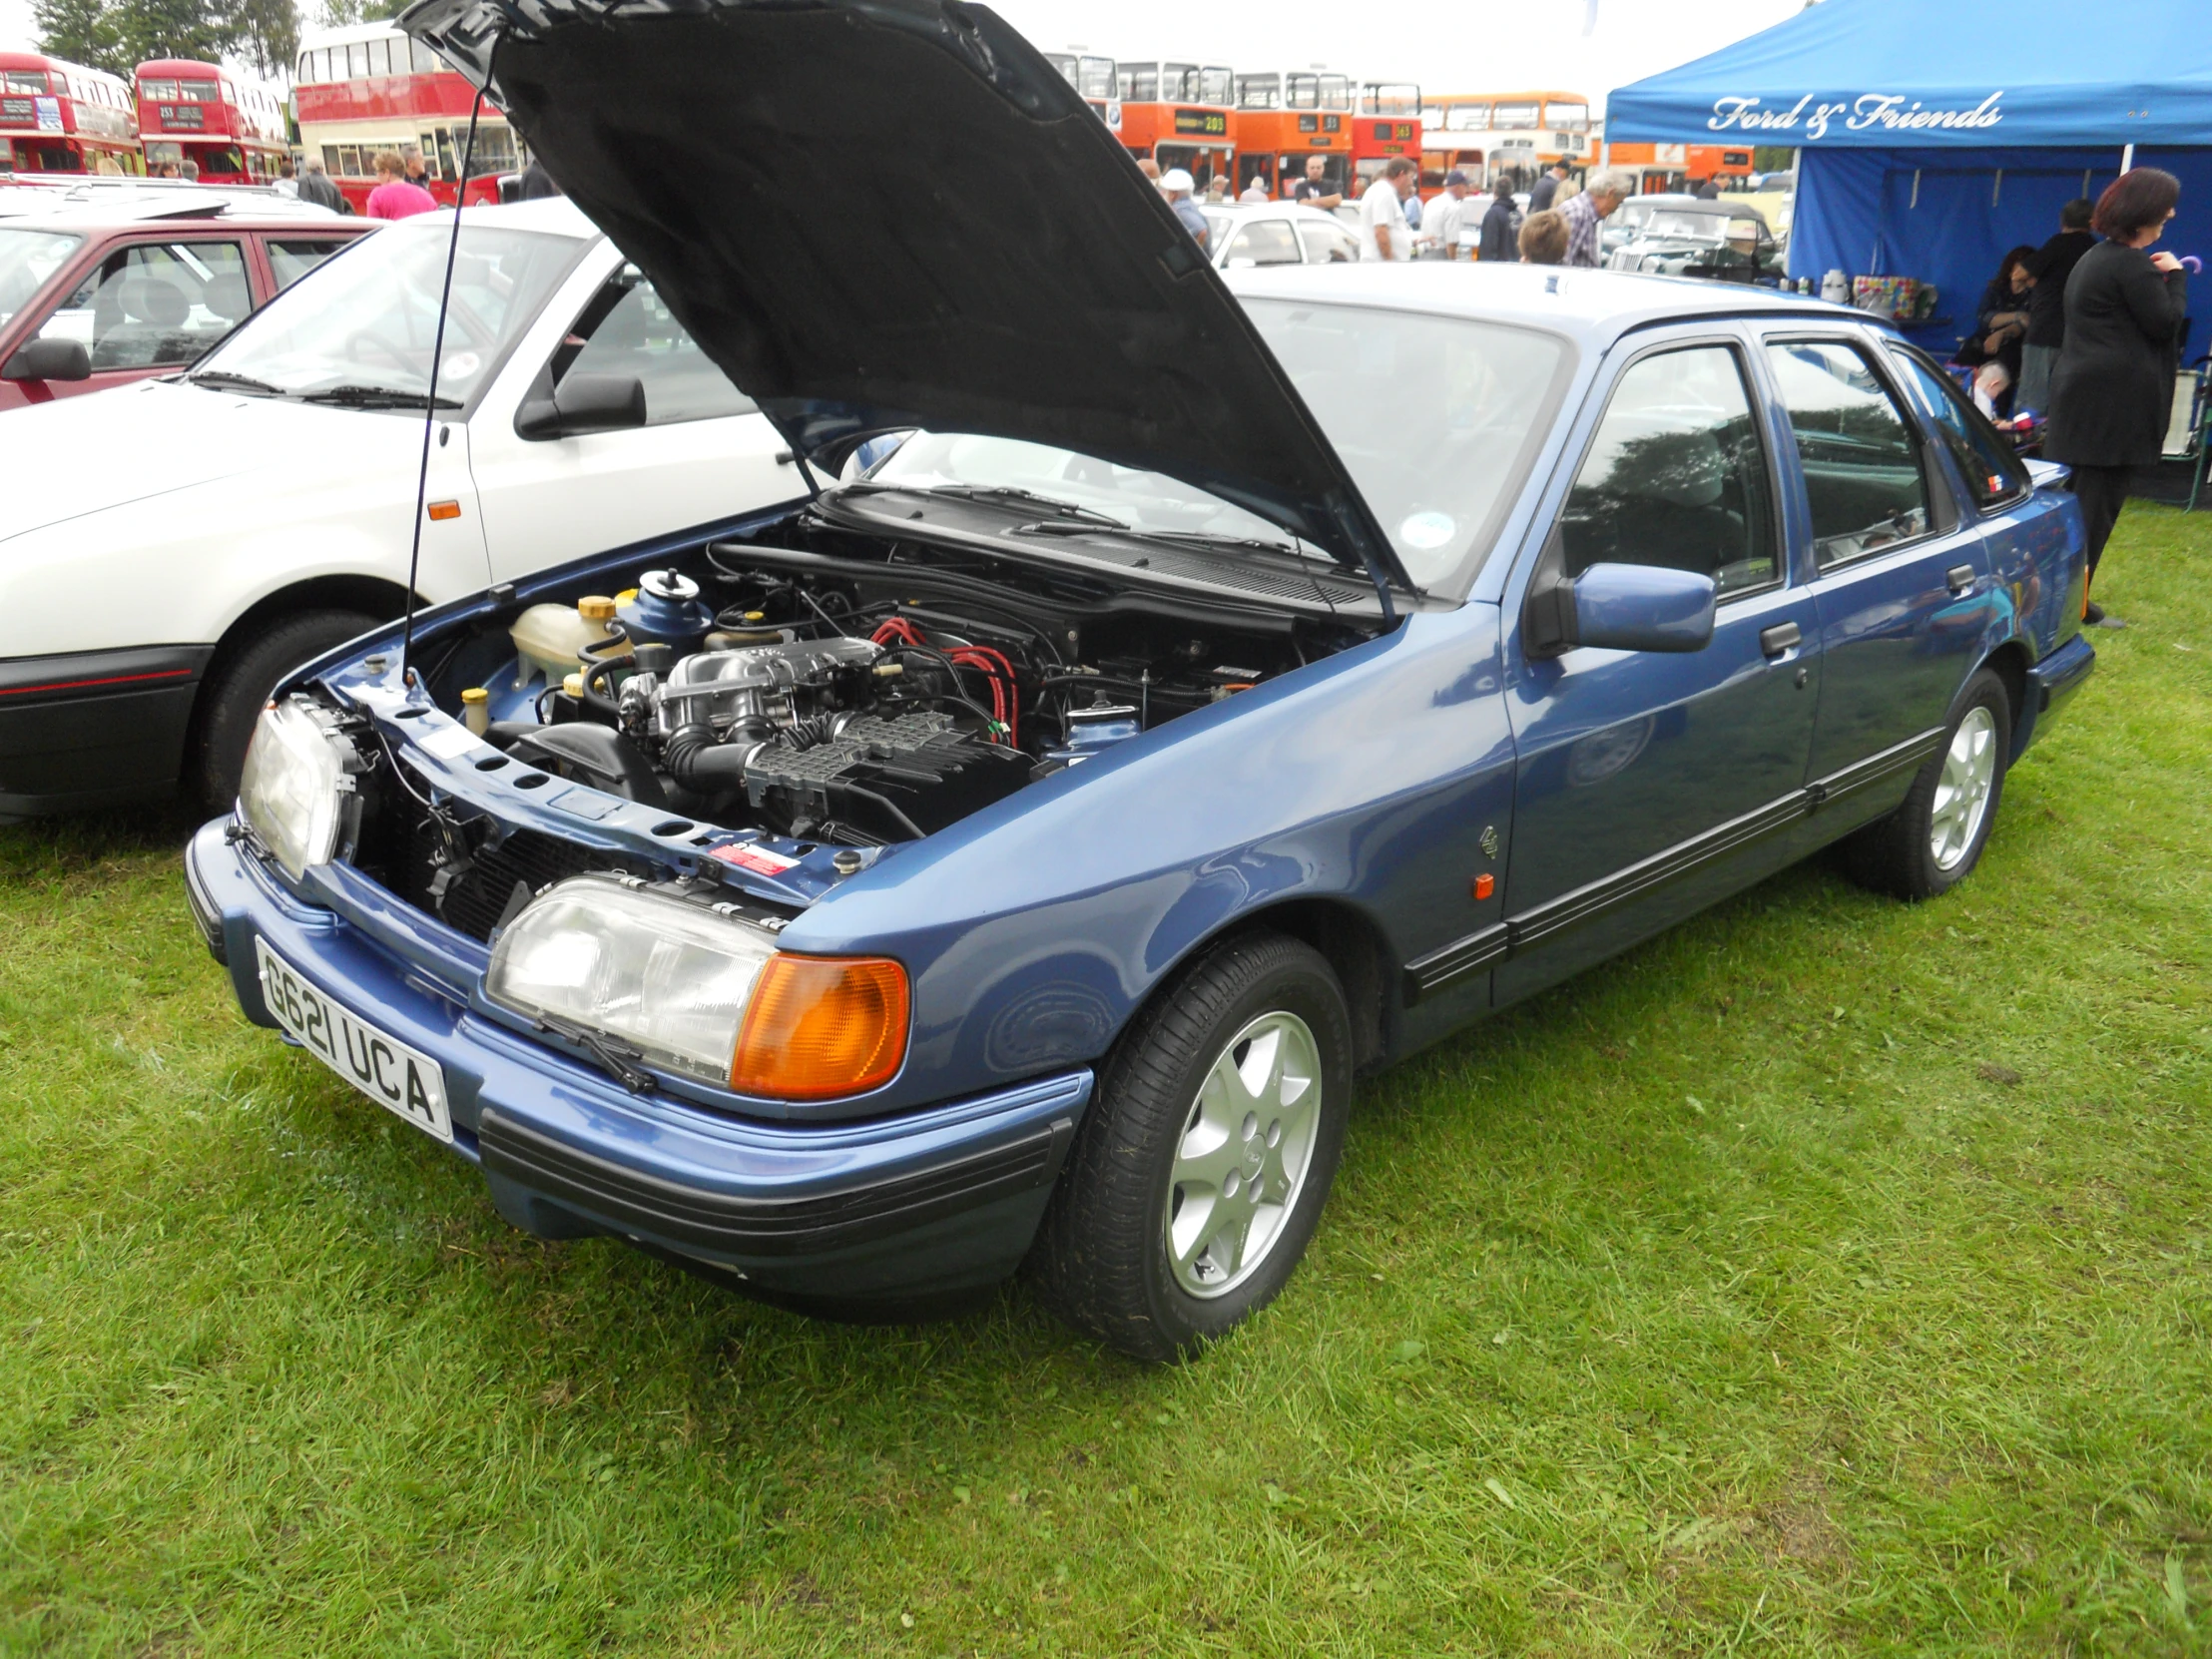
[1528,561,1717,656]
[2,337,92,383]
[514,372,647,439]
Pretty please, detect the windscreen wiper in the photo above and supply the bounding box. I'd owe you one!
[300,384,463,410]
[1015,520,1322,562]
[850,481,1128,528]
[188,369,287,396]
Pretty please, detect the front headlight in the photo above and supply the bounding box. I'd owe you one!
[486,874,779,1086]
[486,873,910,1099]
[237,698,353,880]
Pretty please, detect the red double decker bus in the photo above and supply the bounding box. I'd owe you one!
[293,22,518,212]
[0,51,142,177]
[1232,71,1353,200]
[1350,81,1420,192]
[135,61,287,184]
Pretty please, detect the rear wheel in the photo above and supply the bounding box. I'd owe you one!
[187,609,380,815]
[1840,667,2011,901]
[1031,931,1352,1363]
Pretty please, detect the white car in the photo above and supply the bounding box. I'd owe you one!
[0,196,802,818]
[1197,203,1365,270]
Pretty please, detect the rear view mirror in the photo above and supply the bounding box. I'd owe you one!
[1527,561,1717,656]
[2,337,92,383]
[515,372,647,439]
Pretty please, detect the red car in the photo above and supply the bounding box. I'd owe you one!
[0,190,373,409]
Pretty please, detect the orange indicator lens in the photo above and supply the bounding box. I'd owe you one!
[730,954,910,1100]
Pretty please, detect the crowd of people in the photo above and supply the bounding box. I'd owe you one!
[1146,150,1646,270]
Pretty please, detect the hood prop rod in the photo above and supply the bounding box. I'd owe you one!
[398,34,499,695]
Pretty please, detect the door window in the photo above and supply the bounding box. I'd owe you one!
[1764,340,1934,566]
[1221,220,1301,268]
[1887,346,2030,512]
[37,240,251,369]
[1297,220,1361,264]
[267,238,350,291]
[1558,343,1777,597]
[549,271,756,429]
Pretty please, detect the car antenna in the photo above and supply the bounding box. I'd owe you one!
[399,34,501,696]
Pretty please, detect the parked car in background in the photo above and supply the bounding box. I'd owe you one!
[1199,202,1365,268]
[190,0,2095,1365]
[0,191,368,409]
[1603,194,1787,285]
[0,195,802,819]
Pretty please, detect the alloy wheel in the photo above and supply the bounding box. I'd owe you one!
[1162,1010,1323,1299]
[1930,705,1999,870]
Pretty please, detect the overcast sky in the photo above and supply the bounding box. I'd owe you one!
[1,0,1801,114]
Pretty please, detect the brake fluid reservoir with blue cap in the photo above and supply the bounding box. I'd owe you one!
[617,569,717,655]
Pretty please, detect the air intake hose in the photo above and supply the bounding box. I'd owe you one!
[661,723,754,791]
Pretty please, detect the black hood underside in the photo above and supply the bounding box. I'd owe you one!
[397,0,1409,590]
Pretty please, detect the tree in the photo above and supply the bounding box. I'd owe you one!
[316,0,405,25]
[232,0,300,79]
[113,0,235,65]
[33,0,130,75]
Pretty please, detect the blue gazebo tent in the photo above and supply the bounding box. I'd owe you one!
[1605,0,2212,355]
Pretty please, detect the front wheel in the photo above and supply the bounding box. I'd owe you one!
[187,609,383,815]
[1840,667,2012,901]
[1031,931,1353,1364]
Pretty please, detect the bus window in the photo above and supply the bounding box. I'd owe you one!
[140,77,178,100]
[4,69,49,92]
[1320,75,1352,109]
[1237,74,1280,110]
[1445,104,1489,131]
[1493,101,1537,129]
[1544,101,1588,130]
[1200,67,1233,105]
[1118,63,1158,101]
[1284,74,1318,110]
[412,38,442,73]
[1077,57,1115,100]
[1162,63,1199,100]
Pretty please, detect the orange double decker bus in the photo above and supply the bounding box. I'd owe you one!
[1114,60,1235,188]
[293,22,517,213]
[1604,141,1757,196]
[1041,51,1121,137]
[135,61,286,183]
[0,51,141,177]
[1350,81,1419,191]
[1231,71,1352,199]
[1419,89,1591,196]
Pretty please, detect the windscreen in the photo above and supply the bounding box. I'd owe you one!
[190,222,582,406]
[0,228,81,328]
[1244,299,1571,593]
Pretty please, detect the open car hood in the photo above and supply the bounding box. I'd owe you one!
[396,0,1409,593]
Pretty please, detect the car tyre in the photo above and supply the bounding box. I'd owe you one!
[188,609,381,815]
[1840,667,2011,901]
[1031,930,1352,1364]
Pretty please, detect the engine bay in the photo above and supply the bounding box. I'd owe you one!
[344,514,1381,937]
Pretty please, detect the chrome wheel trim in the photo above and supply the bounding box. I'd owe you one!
[1163,1010,1324,1300]
[1931,705,1999,871]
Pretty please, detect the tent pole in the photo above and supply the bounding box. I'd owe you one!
[2121,143,2135,173]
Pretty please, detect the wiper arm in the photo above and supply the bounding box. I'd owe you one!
[299,384,463,410]
[902,483,1127,527]
[1014,520,1322,562]
[531,1015,654,1094]
[189,369,287,396]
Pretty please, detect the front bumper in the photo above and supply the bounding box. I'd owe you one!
[184,820,1090,1304]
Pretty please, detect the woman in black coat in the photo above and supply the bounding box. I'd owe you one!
[1477,179,1520,264]
[2043,168,2188,623]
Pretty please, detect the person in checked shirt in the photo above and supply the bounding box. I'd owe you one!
[1560,169,1634,269]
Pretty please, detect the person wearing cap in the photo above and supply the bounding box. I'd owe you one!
[1421,170,1473,260]
[1161,169,1210,251]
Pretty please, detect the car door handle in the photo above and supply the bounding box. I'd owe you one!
[1759,622,1801,658]
[1946,563,1977,596]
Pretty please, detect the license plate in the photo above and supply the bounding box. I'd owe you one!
[255,937,453,1144]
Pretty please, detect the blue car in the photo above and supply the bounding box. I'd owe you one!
[186,0,2094,1362]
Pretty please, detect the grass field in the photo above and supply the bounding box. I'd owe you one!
[3,507,2208,1656]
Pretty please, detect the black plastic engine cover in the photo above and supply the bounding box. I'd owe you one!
[743,712,1032,842]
